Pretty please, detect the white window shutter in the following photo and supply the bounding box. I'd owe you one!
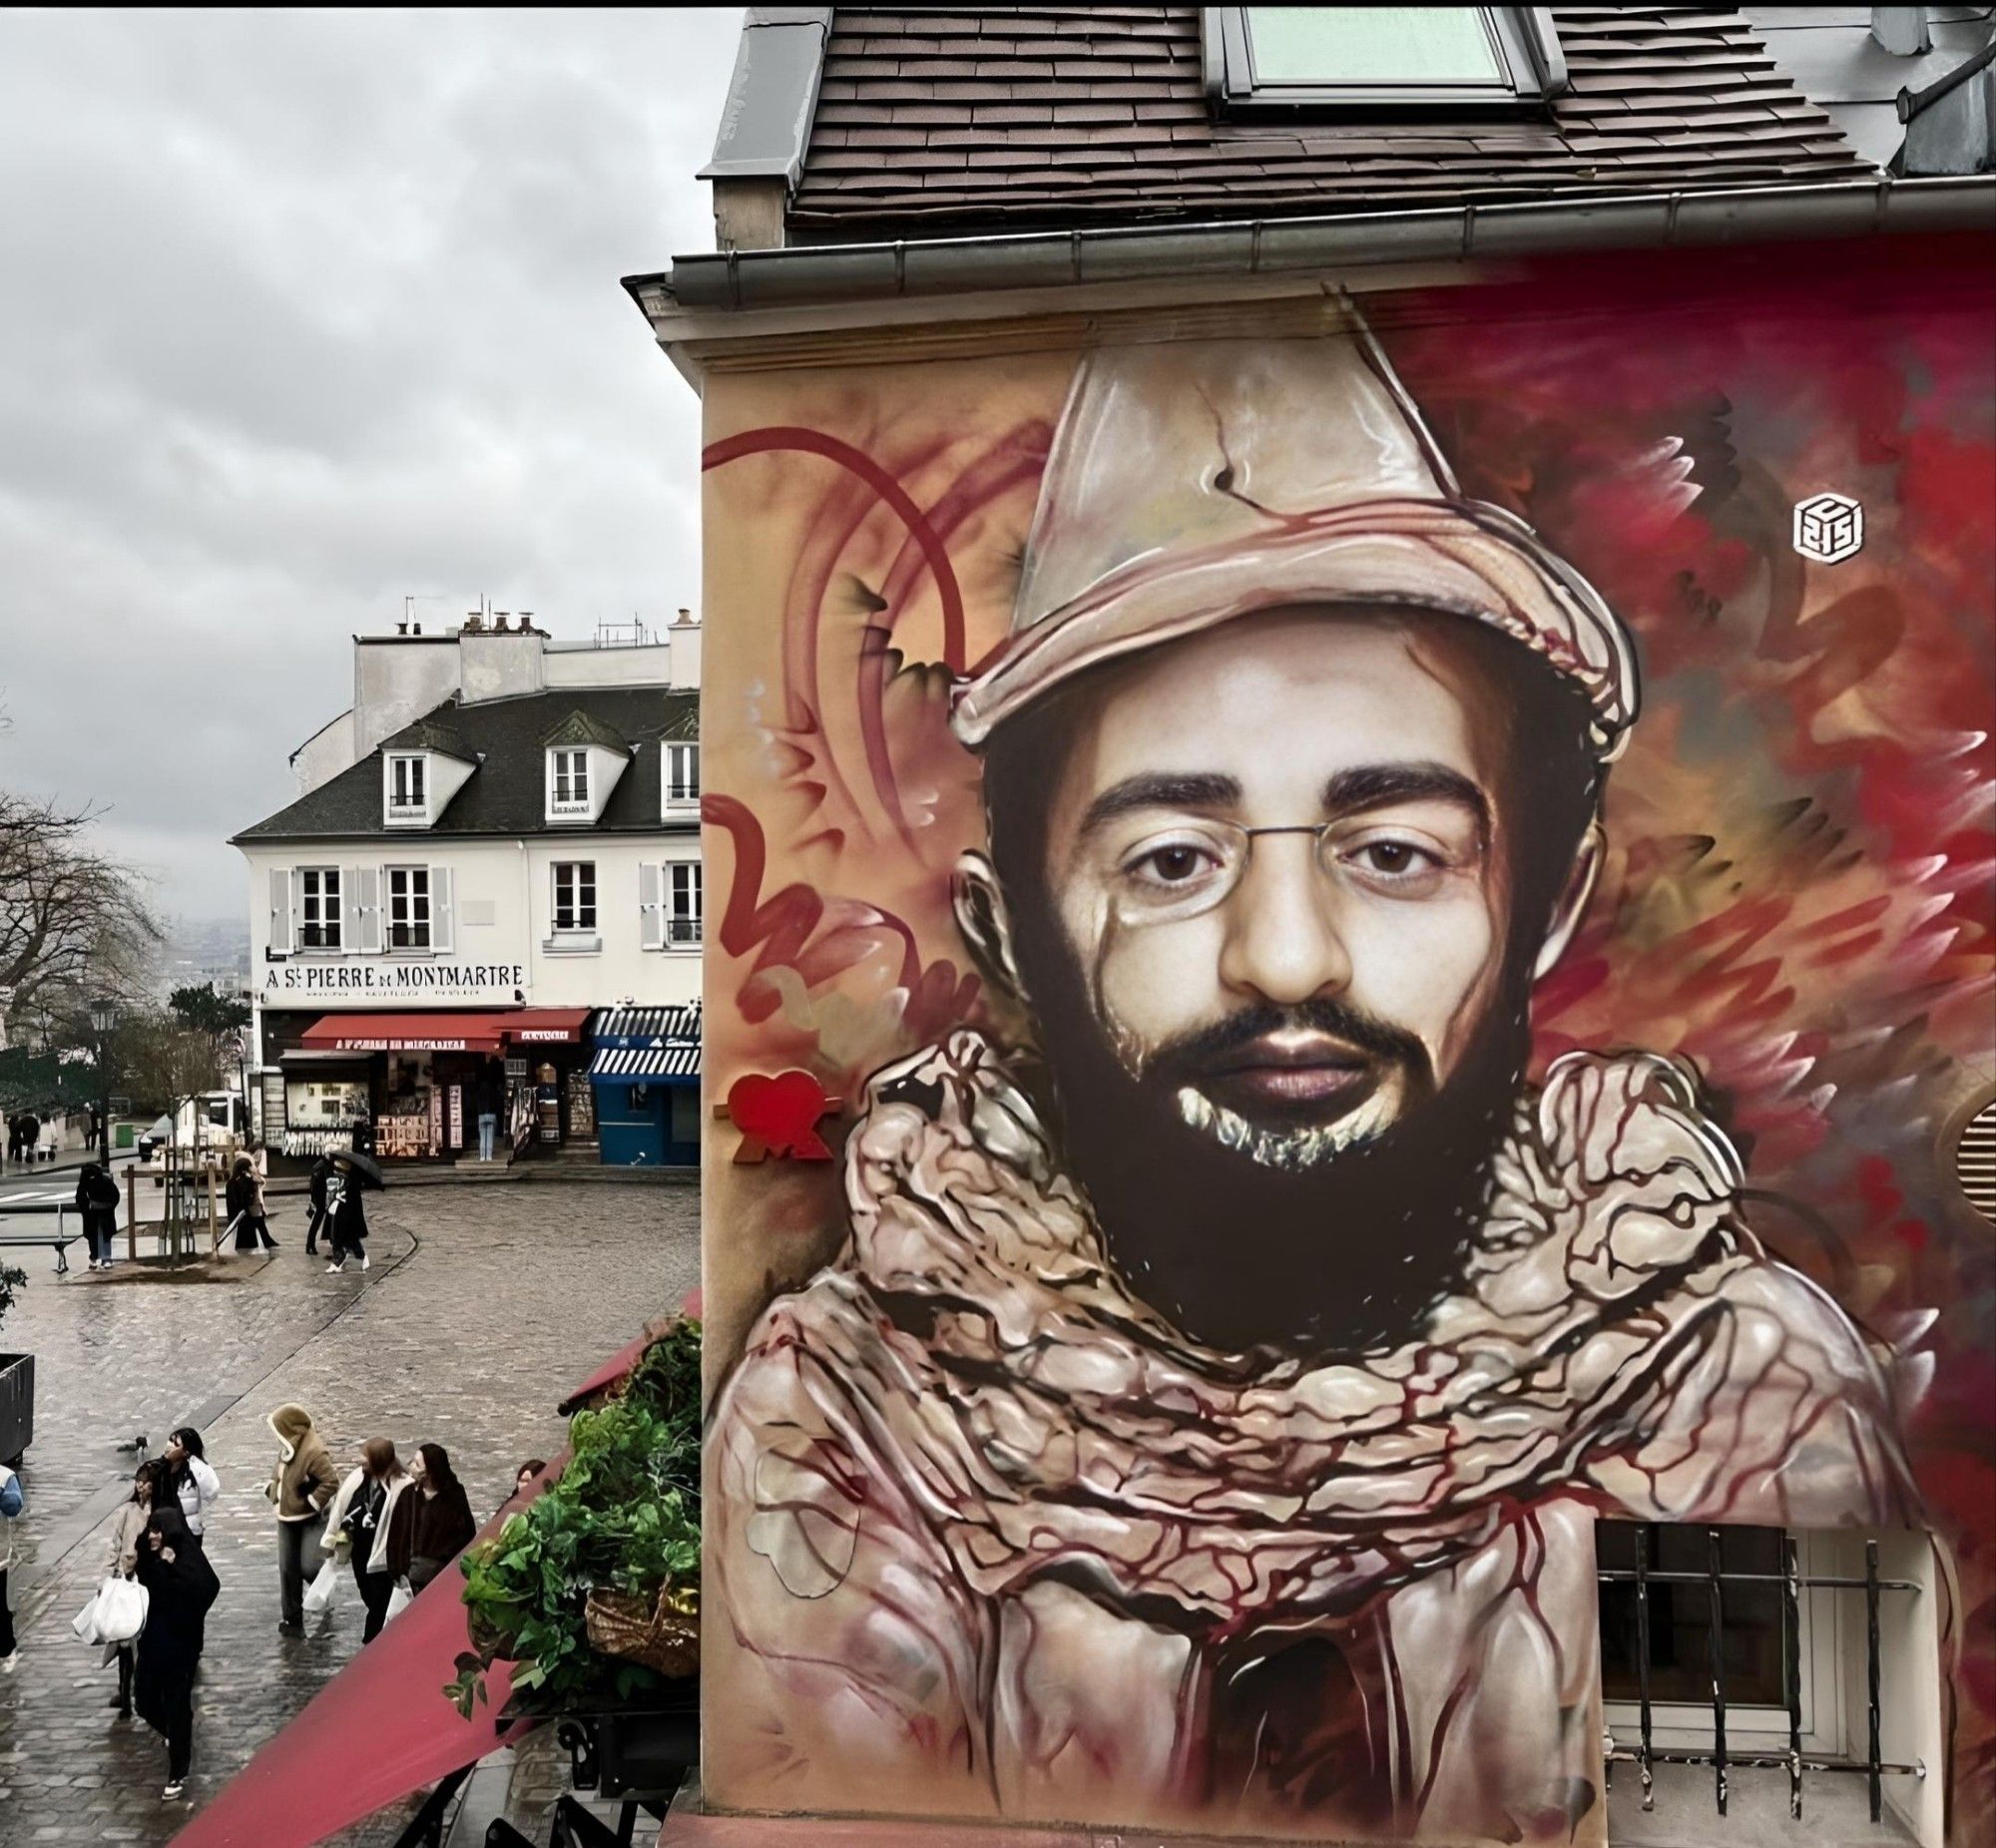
[639,862,665,951]
[269,867,294,955]
[350,865,384,953]
[431,865,454,953]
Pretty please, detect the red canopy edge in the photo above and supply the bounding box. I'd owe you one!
[169,1314,662,1848]
[298,1008,593,1054]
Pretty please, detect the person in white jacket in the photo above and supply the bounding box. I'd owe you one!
[104,1467,152,1717]
[321,1438,413,1642]
[163,1428,220,1539]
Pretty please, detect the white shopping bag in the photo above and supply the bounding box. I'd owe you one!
[71,1585,107,1645]
[84,1577,148,1645]
[301,1557,339,1617]
[384,1578,414,1622]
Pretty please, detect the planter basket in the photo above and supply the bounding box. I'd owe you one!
[584,1585,699,1678]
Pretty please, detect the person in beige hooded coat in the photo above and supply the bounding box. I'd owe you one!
[263,1402,337,1632]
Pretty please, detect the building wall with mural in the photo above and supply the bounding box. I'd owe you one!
[694,234,1993,1845]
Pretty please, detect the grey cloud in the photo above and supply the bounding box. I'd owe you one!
[0,7,737,919]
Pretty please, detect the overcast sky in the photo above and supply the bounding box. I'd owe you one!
[0,8,741,924]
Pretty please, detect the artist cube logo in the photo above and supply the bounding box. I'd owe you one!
[1793,491,1863,565]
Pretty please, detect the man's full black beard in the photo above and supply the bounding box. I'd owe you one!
[1016,947,1533,1359]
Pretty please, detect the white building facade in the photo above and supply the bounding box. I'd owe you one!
[236,616,703,1168]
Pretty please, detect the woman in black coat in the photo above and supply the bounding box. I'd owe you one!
[385,1443,477,1595]
[133,1459,219,1800]
[323,1153,370,1272]
[74,1160,121,1271]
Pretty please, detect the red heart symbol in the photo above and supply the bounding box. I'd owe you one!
[728,1071,835,1161]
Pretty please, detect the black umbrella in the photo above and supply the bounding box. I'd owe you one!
[331,1148,386,1188]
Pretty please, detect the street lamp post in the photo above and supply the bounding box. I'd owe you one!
[89,997,117,1165]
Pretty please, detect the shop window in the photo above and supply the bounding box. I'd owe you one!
[387,866,432,950]
[664,741,701,809]
[553,860,598,934]
[297,867,342,951]
[549,747,591,820]
[1202,6,1565,116]
[386,751,428,824]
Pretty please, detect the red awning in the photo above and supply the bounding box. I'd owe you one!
[501,1008,592,1045]
[298,1009,592,1055]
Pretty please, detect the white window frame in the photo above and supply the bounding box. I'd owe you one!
[1201,6,1566,116]
[386,751,429,825]
[663,741,701,810]
[385,864,433,953]
[1600,1528,1843,1760]
[552,860,597,935]
[548,747,592,821]
[296,866,343,952]
[667,861,703,949]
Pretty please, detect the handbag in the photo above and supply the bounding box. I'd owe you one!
[75,1576,148,1645]
[384,1578,414,1622]
[301,1557,339,1616]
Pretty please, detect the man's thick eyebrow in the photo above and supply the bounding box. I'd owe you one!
[1078,772,1242,834]
[1324,762,1491,834]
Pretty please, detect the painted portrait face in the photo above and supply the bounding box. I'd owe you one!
[969,605,1600,1350]
[1039,610,1515,1168]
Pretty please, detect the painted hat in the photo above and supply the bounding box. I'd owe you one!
[950,312,1638,761]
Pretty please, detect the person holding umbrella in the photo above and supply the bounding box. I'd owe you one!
[323,1147,380,1272]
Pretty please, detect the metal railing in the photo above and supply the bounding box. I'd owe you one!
[1600,1530,1922,1823]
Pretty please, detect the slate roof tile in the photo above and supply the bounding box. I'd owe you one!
[790,6,1869,234]
[237,689,698,842]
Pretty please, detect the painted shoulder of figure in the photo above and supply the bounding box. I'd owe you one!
[1587,1241,1917,1531]
[706,1276,995,1798]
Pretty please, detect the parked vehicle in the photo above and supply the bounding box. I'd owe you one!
[137,1093,249,1167]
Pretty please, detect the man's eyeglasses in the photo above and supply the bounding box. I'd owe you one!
[1090,817,1474,926]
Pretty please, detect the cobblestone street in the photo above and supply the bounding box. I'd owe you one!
[0,1178,698,1847]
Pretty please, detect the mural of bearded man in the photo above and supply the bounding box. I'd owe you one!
[705,321,1917,1843]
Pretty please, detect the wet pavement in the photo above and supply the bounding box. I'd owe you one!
[0,1178,698,1846]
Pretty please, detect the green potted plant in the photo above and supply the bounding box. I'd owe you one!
[0,1258,30,1468]
[446,1317,701,1729]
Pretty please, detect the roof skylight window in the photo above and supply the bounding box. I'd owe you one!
[1204,6,1566,115]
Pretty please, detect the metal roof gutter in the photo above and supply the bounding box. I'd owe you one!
[627,175,1995,316]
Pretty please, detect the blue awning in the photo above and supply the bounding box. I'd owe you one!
[592,1004,701,1049]
[589,1043,700,1082]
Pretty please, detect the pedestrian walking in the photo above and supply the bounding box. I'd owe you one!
[386,1443,477,1597]
[304,1152,332,1255]
[0,1459,22,1674]
[132,1459,219,1800]
[323,1151,371,1272]
[323,1439,413,1642]
[164,1428,221,1540]
[75,1158,122,1270]
[36,1115,59,1163]
[226,1155,277,1253]
[225,1155,254,1251]
[105,1467,153,1717]
[19,1112,40,1166]
[263,1403,338,1633]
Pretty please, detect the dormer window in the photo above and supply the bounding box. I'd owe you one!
[386,752,428,825]
[1203,6,1565,115]
[549,747,591,820]
[664,742,700,810]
